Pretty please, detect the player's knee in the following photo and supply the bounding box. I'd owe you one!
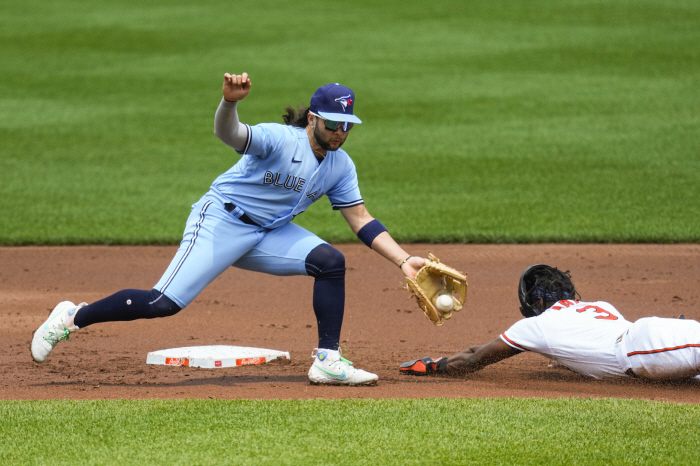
[147,290,182,318]
[305,244,345,279]
[320,246,345,272]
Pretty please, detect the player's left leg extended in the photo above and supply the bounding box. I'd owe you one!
[32,196,261,363]
[31,290,181,363]
[233,223,378,385]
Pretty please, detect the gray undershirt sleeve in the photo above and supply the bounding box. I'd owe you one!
[214,98,249,152]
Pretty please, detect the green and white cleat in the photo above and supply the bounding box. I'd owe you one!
[31,301,86,363]
[308,348,378,386]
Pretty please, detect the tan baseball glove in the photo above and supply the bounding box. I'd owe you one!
[405,253,468,326]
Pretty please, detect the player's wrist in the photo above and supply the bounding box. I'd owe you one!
[398,255,412,269]
[223,97,238,104]
[437,357,448,373]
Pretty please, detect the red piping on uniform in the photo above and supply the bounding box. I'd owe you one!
[628,344,700,357]
[501,333,528,351]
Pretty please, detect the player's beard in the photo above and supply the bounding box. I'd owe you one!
[313,125,344,151]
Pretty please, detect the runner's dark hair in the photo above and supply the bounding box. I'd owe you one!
[533,267,579,304]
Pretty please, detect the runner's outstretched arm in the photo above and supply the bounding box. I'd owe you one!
[445,337,521,376]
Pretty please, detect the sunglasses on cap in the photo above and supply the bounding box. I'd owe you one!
[311,112,354,132]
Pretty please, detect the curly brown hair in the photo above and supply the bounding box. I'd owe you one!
[282,105,310,128]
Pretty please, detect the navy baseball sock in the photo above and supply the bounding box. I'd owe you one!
[306,244,345,350]
[74,289,181,328]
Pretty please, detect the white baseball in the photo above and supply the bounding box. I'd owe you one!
[435,294,454,313]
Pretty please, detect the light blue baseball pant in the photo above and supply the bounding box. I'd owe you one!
[154,193,326,309]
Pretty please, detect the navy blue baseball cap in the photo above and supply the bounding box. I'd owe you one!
[309,83,362,124]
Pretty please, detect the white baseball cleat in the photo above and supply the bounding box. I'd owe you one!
[31,301,86,363]
[308,348,378,386]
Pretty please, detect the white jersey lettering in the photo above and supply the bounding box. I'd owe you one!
[211,123,363,229]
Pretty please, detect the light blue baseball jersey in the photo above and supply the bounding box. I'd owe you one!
[211,123,363,229]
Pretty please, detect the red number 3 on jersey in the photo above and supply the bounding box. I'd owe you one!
[577,305,618,320]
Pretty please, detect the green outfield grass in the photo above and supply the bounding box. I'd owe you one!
[1,398,698,465]
[1,0,699,244]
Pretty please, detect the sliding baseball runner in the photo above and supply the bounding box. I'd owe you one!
[401,265,700,381]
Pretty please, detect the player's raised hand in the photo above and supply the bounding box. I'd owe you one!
[222,72,251,102]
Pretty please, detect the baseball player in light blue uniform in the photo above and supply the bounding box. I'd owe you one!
[31,72,427,385]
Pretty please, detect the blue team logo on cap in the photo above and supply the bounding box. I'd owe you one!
[335,95,353,112]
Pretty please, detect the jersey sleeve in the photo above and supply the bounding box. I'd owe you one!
[500,318,548,353]
[326,154,364,210]
[237,123,287,159]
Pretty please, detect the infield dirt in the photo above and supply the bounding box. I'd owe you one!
[2,244,699,402]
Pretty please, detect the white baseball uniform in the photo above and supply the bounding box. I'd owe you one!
[616,317,700,380]
[501,300,700,380]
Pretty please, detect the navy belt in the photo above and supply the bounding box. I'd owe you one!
[224,203,260,227]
